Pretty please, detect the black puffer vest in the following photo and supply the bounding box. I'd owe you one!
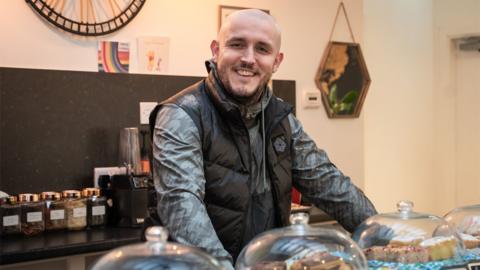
[150,72,294,260]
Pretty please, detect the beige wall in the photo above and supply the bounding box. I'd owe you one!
[363,0,435,213]
[363,0,480,215]
[0,0,366,189]
[432,0,480,213]
[2,0,478,216]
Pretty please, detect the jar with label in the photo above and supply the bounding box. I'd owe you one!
[62,190,87,230]
[1,196,22,236]
[18,193,45,236]
[41,191,67,231]
[82,188,107,228]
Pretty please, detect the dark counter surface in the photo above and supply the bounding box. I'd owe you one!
[0,227,142,265]
[0,207,333,266]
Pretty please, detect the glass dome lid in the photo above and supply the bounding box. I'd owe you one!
[352,200,466,266]
[444,204,480,252]
[91,226,223,270]
[235,212,368,270]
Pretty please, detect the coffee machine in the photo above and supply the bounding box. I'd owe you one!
[110,174,149,227]
[108,127,150,228]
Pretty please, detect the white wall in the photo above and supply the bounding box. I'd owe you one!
[363,0,435,213]
[0,1,366,189]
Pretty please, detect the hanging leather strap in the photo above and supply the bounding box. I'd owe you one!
[328,1,356,43]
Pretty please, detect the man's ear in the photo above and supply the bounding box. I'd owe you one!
[210,40,219,62]
[272,52,284,73]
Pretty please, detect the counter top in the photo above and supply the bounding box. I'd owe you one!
[0,227,142,265]
[0,207,334,266]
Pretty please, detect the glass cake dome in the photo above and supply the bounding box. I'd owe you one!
[444,204,480,254]
[235,212,368,270]
[91,226,223,270]
[352,200,467,269]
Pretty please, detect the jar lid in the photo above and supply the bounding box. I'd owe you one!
[8,195,18,204]
[0,197,7,204]
[41,191,61,201]
[0,196,18,204]
[62,190,81,198]
[82,187,101,197]
[18,193,39,202]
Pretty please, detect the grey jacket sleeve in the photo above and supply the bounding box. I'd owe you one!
[288,114,377,232]
[152,104,233,263]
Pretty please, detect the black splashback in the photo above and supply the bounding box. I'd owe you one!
[0,67,295,195]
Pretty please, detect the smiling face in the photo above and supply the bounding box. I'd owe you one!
[211,10,284,104]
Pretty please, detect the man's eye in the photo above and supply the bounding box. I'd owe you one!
[229,43,243,48]
[257,46,270,54]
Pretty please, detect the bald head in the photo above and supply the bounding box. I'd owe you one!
[218,9,282,51]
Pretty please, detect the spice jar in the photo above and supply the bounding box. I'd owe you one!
[18,193,45,236]
[62,190,87,230]
[1,196,22,236]
[41,191,67,231]
[82,188,107,228]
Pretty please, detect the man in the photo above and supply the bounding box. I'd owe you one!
[149,9,376,269]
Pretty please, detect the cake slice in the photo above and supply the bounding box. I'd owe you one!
[363,245,429,263]
[389,235,425,247]
[290,252,351,270]
[420,236,457,261]
[460,233,480,249]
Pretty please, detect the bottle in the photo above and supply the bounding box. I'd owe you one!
[62,190,87,230]
[1,196,22,236]
[18,193,45,236]
[41,191,67,231]
[82,188,107,228]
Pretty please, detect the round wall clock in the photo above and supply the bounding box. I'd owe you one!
[25,0,147,36]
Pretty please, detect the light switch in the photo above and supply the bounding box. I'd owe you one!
[139,102,158,124]
[303,91,321,108]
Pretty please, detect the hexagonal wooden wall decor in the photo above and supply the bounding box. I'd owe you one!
[315,41,371,118]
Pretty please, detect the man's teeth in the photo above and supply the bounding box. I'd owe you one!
[237,69,255,76]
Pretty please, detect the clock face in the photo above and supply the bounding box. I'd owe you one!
[26,0,147,36]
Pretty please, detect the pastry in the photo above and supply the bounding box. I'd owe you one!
[363,245,429,263]
[290,252,351,270]
[460,233,480,249]
[389,235,425,247]
[419,236,457,261]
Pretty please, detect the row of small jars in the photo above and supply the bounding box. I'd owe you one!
[0,188,107,236]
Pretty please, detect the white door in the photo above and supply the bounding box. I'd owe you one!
[454,44,480,206]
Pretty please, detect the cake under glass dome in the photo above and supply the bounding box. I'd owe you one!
[91,226,223,270]
[444,204,480,256]
[352,200,473,270]
[235,212,367,270]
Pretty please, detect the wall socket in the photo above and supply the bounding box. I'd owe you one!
[93,166,127,187]
[139,102,158,125]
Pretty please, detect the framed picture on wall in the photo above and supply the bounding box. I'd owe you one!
[314,41,371,118]
[218,5,270,30]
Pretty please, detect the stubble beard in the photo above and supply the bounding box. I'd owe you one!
[219,69,272,106]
